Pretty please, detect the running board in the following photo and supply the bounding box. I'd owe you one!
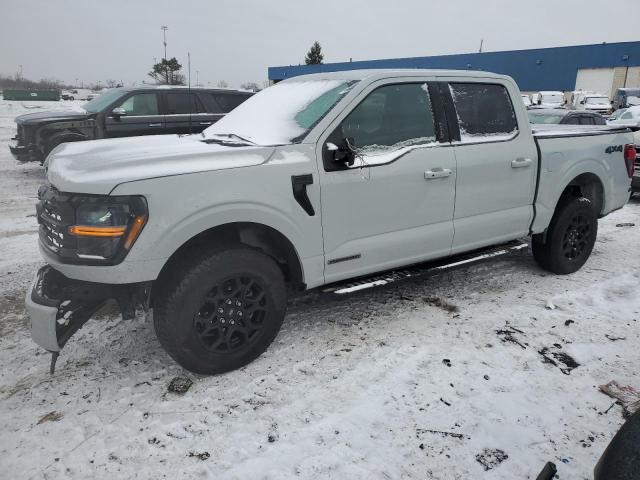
[322,241,528,295]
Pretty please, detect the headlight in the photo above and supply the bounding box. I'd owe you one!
[66,195,148,262]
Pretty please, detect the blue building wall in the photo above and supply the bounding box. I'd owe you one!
[268,41,640,91]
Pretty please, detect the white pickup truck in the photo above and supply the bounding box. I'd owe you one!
[27,69,635,374]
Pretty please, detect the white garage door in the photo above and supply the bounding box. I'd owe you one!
[575,68,615,97]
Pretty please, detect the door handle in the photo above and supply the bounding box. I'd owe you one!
[148,123,162,127]
[199,122,213,125]
[511,158,532,168]
[424,168,452,180]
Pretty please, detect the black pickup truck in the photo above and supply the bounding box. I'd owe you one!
[9,86,253,163]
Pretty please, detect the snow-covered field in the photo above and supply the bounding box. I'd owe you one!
[0,98,639,479]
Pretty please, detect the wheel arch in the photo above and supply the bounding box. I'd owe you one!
[557,171,605,216]
[153,222,305,304]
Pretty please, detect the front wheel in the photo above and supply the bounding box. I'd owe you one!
[532,196,597,274]
[154,248,287,374]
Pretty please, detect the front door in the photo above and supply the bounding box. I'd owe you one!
[445,81,538,253]
[104,92,163,137]
[317,81,457,284]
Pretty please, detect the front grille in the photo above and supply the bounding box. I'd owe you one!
[40,201,65,252]
[36,186,74,255]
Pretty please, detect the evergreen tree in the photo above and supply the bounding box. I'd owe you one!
[148,57,185,85]
[305,41,324,65]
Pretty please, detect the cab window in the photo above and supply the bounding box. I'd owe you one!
[116,93,159,116]
[339,83,436,150]
[449,83,518,140]
[166,93,205,114]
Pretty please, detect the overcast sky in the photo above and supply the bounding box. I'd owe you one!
[1,0,638,88]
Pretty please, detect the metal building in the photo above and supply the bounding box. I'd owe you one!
[268,41,640,96]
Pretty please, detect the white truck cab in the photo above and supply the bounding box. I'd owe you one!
[27,69,635,374]
[535,90,565,109]
[570,91,612,115]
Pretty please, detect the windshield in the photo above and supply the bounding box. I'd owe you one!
[528,112,563,124]
[82,89,127,113]
[203,80,358,145]
[586,97,609,105]
[609,109,627,120]
[541,94,563,104]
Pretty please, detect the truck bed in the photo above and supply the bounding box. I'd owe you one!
[531,124,633,234]
[532,124,632,138]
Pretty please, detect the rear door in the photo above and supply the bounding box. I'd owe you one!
[163,91,209,134]
[317,80,457,283]
[104,92,163,137]
[211,92,253,114]
[445,81,538,253]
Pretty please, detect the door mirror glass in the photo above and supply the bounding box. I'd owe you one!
[111,107,126,117]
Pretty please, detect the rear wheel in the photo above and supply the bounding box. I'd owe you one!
[153,247,287,375]
[532,196,597,274]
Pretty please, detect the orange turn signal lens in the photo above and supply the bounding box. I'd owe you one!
[68,225,126,237]
[123,215,147,250]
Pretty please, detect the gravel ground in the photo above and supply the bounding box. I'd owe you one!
[0,98,638,479]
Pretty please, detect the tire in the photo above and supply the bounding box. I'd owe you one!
[532,196,597,274]
[153,247,287,375]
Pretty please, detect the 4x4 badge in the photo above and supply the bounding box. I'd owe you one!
[605,145,623,154]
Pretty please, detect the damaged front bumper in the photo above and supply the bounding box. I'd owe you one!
[26,266,149,368]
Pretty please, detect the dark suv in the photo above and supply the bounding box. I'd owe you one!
[9,86,253,163]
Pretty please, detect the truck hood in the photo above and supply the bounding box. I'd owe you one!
[46,134,276,195]
[15,107,91,125]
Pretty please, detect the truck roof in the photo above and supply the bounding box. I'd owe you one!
[108,86,252,94]
[281,68,513,83]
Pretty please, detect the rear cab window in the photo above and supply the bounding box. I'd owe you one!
[166,92,205,114]
[212,93,252,113]
[449,83,518,142]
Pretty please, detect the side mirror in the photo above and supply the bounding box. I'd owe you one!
[537,99,542,105]
[111,107,126,118]
[326,139,356,167]
[580,100,586,105]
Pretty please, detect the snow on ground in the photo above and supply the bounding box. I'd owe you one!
[0,97,639,479]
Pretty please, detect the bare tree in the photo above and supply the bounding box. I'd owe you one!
[240,82,260,92]
[105,79,118,88]
[217,80,229,88]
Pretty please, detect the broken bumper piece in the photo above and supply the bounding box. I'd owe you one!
[26,266,113,353]
[26,266,148,363]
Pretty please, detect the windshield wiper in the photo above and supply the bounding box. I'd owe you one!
[207,133,257,145]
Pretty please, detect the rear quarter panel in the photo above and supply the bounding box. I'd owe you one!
[532,130,633,233]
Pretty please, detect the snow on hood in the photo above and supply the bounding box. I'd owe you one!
[46,134,274,194]
[203,79,354,146]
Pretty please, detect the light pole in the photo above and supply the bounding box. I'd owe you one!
[161,25,168,83]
